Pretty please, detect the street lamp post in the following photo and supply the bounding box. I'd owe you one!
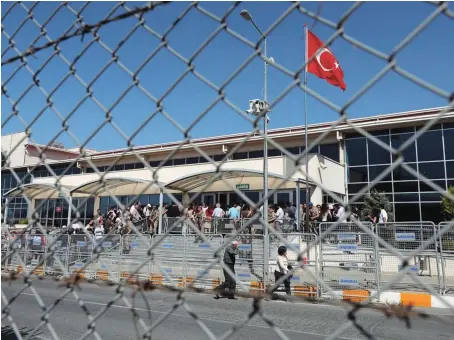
[240,9,270,288]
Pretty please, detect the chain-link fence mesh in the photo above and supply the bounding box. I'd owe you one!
[2,1,454,340]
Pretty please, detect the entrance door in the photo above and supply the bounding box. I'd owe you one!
[202,193,216,206]
[275,190,293,206]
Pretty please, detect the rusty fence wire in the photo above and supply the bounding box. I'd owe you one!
[1,1,454,340]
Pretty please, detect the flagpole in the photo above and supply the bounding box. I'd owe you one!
[303,24,310,231]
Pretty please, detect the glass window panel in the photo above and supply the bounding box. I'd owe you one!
[232,152,247,160]
[138,195,148,205]
[150,161,160,167]
[391,133,417,162]
[286,147,300,155]
[369,182,392,192]
[124,163,135,170]
[416,123,442,131]
[72,167,81,174]
[319,143,339,162]
[348,167,368,183]
[368,135,390,165]
[345,132,363,139]
[391,126,415,134]
[149,194,160,206]
[369,165,391,181]
[268,149,281,157]
[393,181,418,193]
[186,157,199,164]
[113,164,125,171]
[419,180,446,192]
[348,183,368,194]
[346,138,367,166]
[370,129,389,136]
[100,197,109,214]
[134,162,144,169]
[249,150,264,159]
[444,128,454,160]
[86,168,94,173]
[447,161,454,178]
[163,160,173,166]
[418,162,445,179]
[245,191,260,203]
[443,122,454,129]
[417,130,443,161]
[394,193,419,202]
[421,203,442,223]
[420,193,442,202]
[448,180,454,188]
[198,157,209,163]
[213,155,225,161]
[348,194,365,203]
[394,203,420,222]
[86,198,94,218]
[173,158,185,165]
[393,163,417,181]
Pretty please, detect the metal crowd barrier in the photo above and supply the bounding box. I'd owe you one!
[2,222,453,297]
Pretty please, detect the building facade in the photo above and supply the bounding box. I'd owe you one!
[2,107,453,226]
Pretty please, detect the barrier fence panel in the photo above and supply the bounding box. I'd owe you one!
[318,223,379,300]
[120,234,152,282]
[216,218,241,234]
[376,222,442,293]
[25,234,47,275]
[184,234,224,289]
[45,234,69,276]
[270,233,319,298]
[438,222,454,295]
[68,234,95,279]
[165,217,187,234]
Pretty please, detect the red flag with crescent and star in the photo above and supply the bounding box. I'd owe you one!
[306,30,346,91]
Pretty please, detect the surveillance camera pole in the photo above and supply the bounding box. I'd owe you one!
[241,9,269,289]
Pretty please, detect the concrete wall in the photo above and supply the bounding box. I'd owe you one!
[1,132,28,168]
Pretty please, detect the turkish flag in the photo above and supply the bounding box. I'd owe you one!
[306,30,346,91]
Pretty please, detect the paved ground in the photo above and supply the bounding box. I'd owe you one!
[2,280,453,340]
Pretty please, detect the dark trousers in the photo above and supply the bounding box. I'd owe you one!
[219,263,236,292]
[274,271,291,295]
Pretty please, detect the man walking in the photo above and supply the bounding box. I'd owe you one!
[214,240,239,299]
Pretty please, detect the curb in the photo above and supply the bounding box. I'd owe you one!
[331,289,454,309]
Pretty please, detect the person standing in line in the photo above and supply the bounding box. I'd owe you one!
[379,204,388,223]
[214,240,239,299]
[274,246,292,296]
[275,204,285,233]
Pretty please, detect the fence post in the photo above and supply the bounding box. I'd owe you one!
[437,223,446,294]
[373,223,381,300]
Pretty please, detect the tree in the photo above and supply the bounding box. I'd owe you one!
[360,189,393,222]
[441,186,454,221]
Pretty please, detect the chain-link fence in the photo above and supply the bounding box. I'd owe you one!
[2,1,454,340]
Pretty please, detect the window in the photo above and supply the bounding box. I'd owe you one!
[232,152,247,160]
[391,133,416,162]
[348,183,368,194]
[420,193,442,202]
[149,161,160,167]
[393,181,418,193]
[198,157,209,163]
[417,130,443,161]
[391,126,415,134]
[124,163,135,170]
[420,203,442,223]
[248,150,264,158]
[369,182,392,193]
[213,154,225,161]
[444,128,454,160]
[418,162,445,179]
[173,158,185,165]
[319,143,339,162]
[113,164,125,171]
[393,163,417,181]
[447,161,454,178]
[346,138,367,166]
[268,149,281,157]
[163,160,173,167]
[185,157,198,164]
[444,122,454,129]
[419,180,445,192]
[348,167,368,183]
[394,193,419,202]
[369,165,391,181]
[134,163,144,169]
[368,135,390,165]
[394,203,420,222]
[286,147,300,155]
[370,129,390,136]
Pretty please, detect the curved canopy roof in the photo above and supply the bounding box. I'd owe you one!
[3,183,73,199]
[165,169,308,192]
[70,177,164,196]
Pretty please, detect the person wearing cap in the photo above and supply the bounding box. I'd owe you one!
[214,240,239,299]
[274,246,292,295]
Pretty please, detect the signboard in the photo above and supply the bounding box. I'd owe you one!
[77,241,86,247]
[398,264,419,273]
[337,233,357,241]
[131,242,139,248]
[395,233,416,241]
[74,262,84,268]
[337,244,358,252]
[238,273,251,278]
[55,207,62,213]
[339,278,359,286]
[199,243,210,248]
[102,242,112,248]
[162,267,172,274]
[236,184,250,190]
[162,243,174,249]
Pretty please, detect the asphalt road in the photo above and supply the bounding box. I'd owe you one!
[2,280,453,340]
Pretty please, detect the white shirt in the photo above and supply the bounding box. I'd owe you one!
[213,207,224,218]
[379,209,388,223]
[336,206,346,223]
[276,255,288,274]
[94,226,104,240]
[130,206,142,222]
[145,207,151,217]
[275,207,285,223]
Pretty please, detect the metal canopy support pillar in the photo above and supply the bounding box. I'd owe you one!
[67,195,72,228]
[296,181,300,231]
[158,190,164,234]
[3,197,9,224]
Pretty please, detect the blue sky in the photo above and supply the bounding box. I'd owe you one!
[2,1,453,151]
